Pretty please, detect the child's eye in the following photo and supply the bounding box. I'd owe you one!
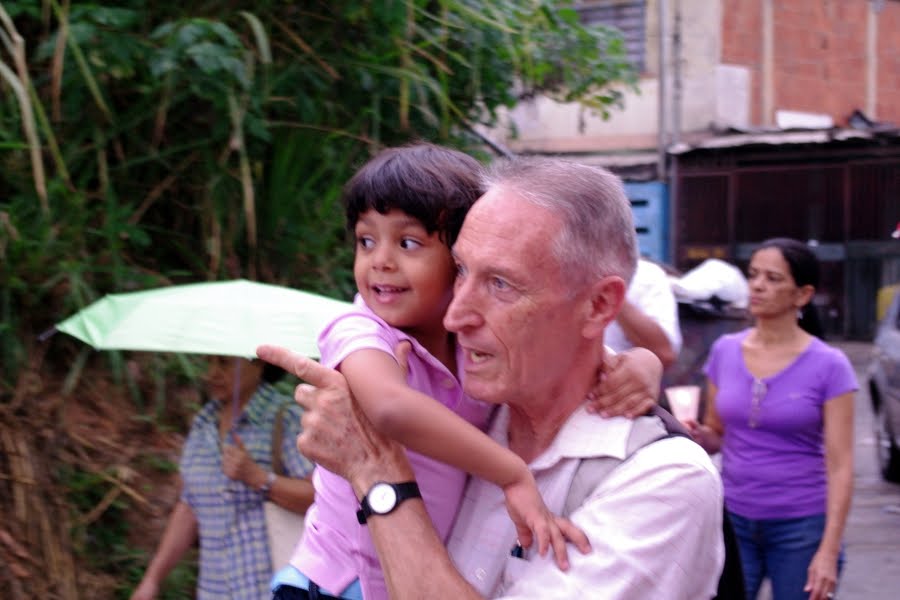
[357,236,375,249]
[400,238,422,250]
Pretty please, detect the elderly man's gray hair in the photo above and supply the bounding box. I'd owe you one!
[481,157,639,287]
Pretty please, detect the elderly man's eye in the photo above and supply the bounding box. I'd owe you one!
[491,277,509,290]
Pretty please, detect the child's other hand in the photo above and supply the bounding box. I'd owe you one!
[586,348,661,418]
[503,474,591,571]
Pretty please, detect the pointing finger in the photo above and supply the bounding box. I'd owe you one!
[256,345,343,388]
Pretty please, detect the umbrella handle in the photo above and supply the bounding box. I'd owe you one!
[37,326,59,342]
[228,356,243,443]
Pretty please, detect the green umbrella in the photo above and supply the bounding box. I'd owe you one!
[53,279,352,359]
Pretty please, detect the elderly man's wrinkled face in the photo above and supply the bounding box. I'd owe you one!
[443,187,586,408]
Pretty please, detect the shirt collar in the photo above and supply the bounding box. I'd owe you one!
[491,405,633,471]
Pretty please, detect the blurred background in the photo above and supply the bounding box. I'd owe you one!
[1,1,898,597]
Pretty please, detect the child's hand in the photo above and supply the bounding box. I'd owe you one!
[586,348,662,418]
[503,473,591,570]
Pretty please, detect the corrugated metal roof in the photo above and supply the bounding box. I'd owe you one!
[667,128,894,154]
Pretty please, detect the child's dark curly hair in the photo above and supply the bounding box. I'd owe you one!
[343,142,485,247]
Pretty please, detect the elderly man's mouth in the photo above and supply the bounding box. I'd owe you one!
[465,349,490,364]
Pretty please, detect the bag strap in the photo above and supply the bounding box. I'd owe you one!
[270,401,292,477]
[563,406,689,516]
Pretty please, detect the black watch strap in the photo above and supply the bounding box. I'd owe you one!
[356,481,421,525]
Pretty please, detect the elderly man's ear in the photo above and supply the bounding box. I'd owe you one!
[581,275,627,339]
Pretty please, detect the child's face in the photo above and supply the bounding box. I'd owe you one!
[353,209,456,334]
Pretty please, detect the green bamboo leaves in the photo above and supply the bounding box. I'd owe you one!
[1,0,635,385]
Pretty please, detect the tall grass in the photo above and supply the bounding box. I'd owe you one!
[0,0,634,388]
[0,1,635,594]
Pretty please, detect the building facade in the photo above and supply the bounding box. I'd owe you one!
[491,0,900,338]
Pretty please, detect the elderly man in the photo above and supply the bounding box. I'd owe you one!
[260,157,724,598]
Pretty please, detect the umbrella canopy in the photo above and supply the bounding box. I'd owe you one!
[55,279,352,359]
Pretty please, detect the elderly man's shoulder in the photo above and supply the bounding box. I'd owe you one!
[614,432,723,502]
[569,413,722,510]
[642,434,720,476]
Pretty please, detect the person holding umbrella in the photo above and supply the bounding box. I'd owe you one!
[131,356,315,600]
[50,261,351,599]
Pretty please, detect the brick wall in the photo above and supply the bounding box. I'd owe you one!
[721,0,900,125]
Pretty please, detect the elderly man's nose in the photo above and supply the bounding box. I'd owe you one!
[444,281,478,332]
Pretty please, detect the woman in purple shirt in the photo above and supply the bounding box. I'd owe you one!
[689,238,856,600]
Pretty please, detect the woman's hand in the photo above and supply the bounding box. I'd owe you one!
[804,548,839,600]
[683,419,721,455]
[222,433,266,489]
[129,578,159,600]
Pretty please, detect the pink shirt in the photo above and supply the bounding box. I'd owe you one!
[291,295,493,600]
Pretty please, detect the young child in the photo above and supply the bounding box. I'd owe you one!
[271,143,660,600]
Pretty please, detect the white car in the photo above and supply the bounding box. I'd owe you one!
[869,285,900,483]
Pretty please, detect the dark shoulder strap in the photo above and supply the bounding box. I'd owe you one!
[648,404,692,439]
[563,408,688,516]
[270,401,291,476]
[564,409,744,599]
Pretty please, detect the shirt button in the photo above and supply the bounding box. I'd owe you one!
[475,568,486,581]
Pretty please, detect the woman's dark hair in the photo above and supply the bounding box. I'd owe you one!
[343,142,485,247]
[261,362,286,384]
[754,237,824,337]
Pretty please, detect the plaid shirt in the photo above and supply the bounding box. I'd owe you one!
[180,383,313,600]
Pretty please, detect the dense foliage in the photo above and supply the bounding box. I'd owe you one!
[0,1,633,596]
[0,0,634,383]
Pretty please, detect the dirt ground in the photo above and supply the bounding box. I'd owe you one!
[1,353,197,599]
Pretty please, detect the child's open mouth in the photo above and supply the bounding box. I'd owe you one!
[372,284,408,298]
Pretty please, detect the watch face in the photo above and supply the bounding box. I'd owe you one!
[368,483,398,514]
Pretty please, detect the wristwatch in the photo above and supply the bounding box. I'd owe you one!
[356,481,421,524]
[258,471,277,498]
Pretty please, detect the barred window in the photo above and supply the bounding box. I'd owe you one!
[575,0,646,71]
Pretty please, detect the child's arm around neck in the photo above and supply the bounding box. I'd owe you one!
[338,347,588,568]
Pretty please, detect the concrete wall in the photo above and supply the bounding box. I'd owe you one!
[492,0,900,155]
[493,0,729,154]
[722,0,900,125]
